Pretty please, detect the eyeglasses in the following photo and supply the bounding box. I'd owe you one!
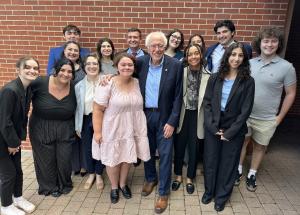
[171,34,182,41]
[149,44,165,50]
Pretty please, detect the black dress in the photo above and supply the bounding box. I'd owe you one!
[29,76,77,195]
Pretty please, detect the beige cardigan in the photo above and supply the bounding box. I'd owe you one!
[176,67,210,139]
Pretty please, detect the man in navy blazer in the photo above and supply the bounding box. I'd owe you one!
[46,24,90,75]
[136,31,182,214]
[205,20,252,73]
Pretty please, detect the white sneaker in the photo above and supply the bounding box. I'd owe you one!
[13,196,36,213]
[1,204,25,215]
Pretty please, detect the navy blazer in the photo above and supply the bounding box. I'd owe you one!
[203,73,255,140]
[136,54,183,128]
[47,45,90,75]
[205,42,252,72]
[0,77,31,157]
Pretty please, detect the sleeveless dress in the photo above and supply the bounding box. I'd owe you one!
[92,78,150,167]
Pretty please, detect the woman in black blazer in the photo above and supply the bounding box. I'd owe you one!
[0,56,39,215]
[201,43,255,212]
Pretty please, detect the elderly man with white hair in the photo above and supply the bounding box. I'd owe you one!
[136,31,183,214]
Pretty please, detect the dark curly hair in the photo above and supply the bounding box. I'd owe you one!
[62,24,81,35]
[53,58,75,80]
[183,44,207,70]
[213,20,236,35]
[218,42,250,80]
[96,38,115,61]
[252,26,284,55]
[166,29,184,52]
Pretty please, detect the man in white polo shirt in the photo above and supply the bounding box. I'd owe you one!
[235,27,297,191]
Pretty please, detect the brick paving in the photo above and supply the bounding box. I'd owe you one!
[2,118,300,214]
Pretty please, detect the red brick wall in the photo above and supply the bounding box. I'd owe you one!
[0,0,293,148]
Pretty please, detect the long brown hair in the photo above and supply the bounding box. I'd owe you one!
[218,42,251,80]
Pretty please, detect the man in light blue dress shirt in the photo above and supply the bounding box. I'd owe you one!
[136,31,183,214]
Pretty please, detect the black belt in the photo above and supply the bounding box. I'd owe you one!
[145,108,159,112]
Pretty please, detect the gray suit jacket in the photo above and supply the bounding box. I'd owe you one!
[75,77,87,134]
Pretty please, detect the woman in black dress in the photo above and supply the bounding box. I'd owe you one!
[29,58,77,197]
[0,56,39,215]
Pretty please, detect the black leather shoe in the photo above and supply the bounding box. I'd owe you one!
[186,183,195,194]
[80,171,87,177]
[214,203,225,212]
[133,158,141,167]
[201,193,212,204]
[110,189,119,204]
[51,191,61,198]
[74,171,80,175]
[171,180,181,191]
[119,185,132,199]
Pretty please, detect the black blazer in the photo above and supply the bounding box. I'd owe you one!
[0,77,31,157]
[136,54,183,127]
[203,73,255,140]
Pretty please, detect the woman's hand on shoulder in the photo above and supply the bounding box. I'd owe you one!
[99,74,115,86]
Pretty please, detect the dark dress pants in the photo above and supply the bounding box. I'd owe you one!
[71,135,87,172]
[0,151,23,206]
[81,114,105,175]
[143,110,173,196]
[174,110,198,179]
[203,130,244,205]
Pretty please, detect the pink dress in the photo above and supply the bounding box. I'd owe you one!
[92,78,150,167]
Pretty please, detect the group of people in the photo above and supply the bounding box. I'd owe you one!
[0,19,296,215]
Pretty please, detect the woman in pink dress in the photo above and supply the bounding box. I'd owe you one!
[92,53,150,204]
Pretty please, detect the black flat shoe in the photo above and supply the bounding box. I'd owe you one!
[133,158,141,167]
[201,193,212,204]
[214,203,225,212]
[119,185,132,199]
[74,171,80,175]
[61,186,73,195]
[80,171,87,177]
[171,180,181,191]
[186,183,195,194]
[51,191,61,198]
[110,189,119,204]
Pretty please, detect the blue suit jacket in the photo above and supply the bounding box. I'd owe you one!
[136,54,183,127]
[47,45,90,75]
[205,42,252,72]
